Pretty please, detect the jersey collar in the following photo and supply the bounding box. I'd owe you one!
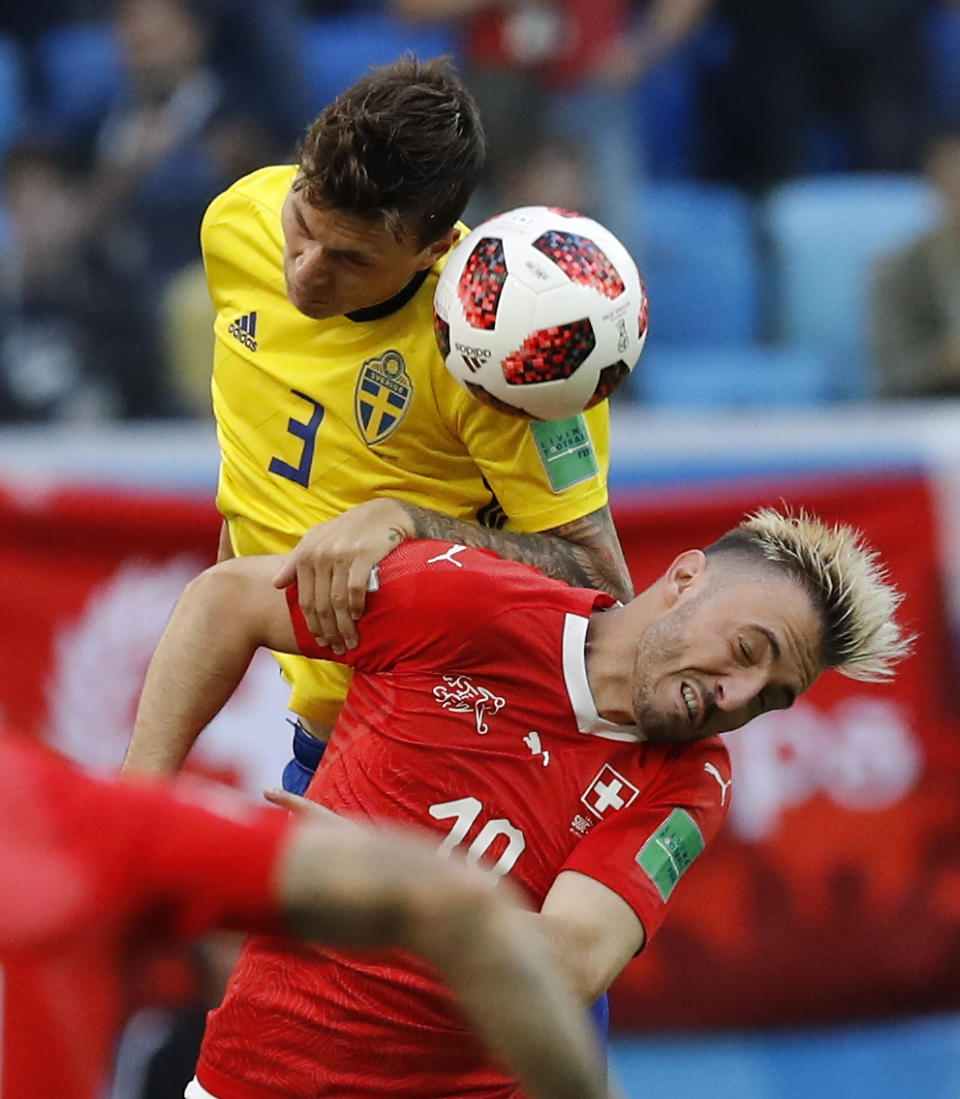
[345,268,430,323]
[562,612,643,742]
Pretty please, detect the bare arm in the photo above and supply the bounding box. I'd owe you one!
[122,556,300,776]
[272,497,634,651]
[399,500,633,599]
[266,791,646,1007]
[537,870,646,1004]
[278,820,608,1099]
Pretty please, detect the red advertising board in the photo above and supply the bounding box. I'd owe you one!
[609,471,960,1026]
[1,470,957,1026]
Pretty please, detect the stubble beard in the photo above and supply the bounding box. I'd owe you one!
[630,598,702,745]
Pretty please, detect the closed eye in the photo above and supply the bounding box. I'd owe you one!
[340,253,370,269]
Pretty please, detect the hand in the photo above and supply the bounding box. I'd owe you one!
[264,787,350,826]
[271,499,414,653]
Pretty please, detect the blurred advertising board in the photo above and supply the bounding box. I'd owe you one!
[1,462,957,1027]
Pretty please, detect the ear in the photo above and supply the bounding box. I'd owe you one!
[418,226,460,269]
[663,549,707,607]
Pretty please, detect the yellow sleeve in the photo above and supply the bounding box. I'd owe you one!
[200,166,295,313]
[438,365,610,533]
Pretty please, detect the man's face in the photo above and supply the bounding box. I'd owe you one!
[118,0,207,93]
[630,572,823,745]
[280,181,442,320]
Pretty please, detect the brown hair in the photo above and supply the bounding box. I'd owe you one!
[296,55,486,248]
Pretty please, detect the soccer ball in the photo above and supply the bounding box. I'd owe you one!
[433,206,648,421]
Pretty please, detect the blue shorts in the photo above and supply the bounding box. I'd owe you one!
[281,720,327,795]
[591,993,610,1037]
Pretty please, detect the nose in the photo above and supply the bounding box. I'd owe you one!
[714,668,766,713]
[295,242,330,281]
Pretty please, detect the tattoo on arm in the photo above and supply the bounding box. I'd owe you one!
[398,503,634,602]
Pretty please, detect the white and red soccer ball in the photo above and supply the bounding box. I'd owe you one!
[433,206,648,421]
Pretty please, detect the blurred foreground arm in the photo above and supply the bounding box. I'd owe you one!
[267,791,645,1010]
[279,815,608,1099]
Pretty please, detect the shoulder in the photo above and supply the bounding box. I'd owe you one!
[202,165,296,246]
[647,736,731,808]
[375,540,598,638]
[380,539,572,594]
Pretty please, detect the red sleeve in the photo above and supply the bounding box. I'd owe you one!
[70,770,294,941]
[560,738,731,945]
[1,736,294,945]
[117,777,295,939]
[282,540,542,670]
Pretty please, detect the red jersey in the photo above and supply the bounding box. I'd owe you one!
[0,735,290,1099]
[199,542,731,1099]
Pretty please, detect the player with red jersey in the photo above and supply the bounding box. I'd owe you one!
[125,508,910,1099]
[208,542,727,1098]
[0,733,610,1099]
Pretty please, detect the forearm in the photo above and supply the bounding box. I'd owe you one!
[398,503,634,602]
[279,824,606,1099]
[124,563,279,775]
[423,900,608,1099]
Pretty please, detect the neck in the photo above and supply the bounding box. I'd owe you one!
[584,605,640,726]
[345,268,430,323]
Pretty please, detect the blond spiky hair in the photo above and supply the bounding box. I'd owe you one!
[707,507,913,682]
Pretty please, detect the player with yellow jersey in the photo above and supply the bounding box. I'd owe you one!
[200,57,634,775]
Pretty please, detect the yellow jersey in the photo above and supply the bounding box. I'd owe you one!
[202,165,611,722]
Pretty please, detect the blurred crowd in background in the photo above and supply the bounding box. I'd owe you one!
[0,0,957,425]
[1,6,957,1097]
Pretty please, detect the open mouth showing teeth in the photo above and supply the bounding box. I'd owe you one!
[682,682,700,726]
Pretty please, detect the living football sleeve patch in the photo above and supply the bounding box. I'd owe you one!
[635,809,706,902]
[530,415,599,492]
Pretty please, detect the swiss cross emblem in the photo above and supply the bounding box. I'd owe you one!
[581,764,640,819]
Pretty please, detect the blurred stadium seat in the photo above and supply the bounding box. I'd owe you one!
[635,343,831,409]
[763,174,940,400]
[300,15,458,112]
[632,181,760,345]
[0,35,25,165]
[35,21,123,131]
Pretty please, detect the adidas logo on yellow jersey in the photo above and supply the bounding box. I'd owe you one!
[228,311,258,351]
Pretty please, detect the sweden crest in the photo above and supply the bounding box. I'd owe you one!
[354,350,413,445]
